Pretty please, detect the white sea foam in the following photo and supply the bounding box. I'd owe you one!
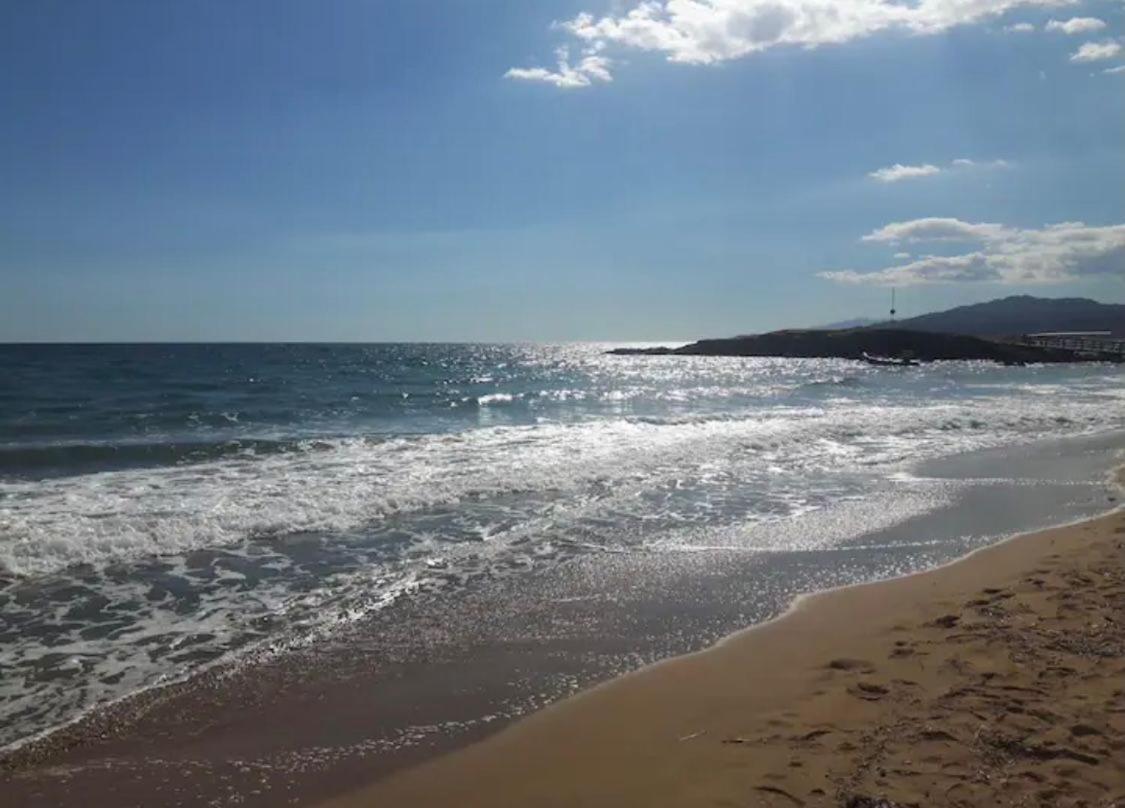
[477,392,519,405]
[1,393,1119,577]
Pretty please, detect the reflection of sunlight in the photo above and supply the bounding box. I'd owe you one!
[4,344,1123,752]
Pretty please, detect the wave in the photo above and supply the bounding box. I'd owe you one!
[476,393,521,406]
[1,396,1119,578]
[798,374,864,389]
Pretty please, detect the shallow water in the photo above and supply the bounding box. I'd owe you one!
[1,343,1123,749]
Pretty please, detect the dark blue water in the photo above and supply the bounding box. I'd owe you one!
[1,343,1122,748]
[2,343,597,477]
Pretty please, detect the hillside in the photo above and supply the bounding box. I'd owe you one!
[885,295,1125,336]
[815,317,879,330]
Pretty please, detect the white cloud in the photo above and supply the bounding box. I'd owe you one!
[862,217,1010,242]
[514,0,1082,85]
[1004,22,1036,33]
[869,163,941,182]
[893,252,911,259]
[820,218,1125,285]
[823,253,1000,284]
[1070,40,1124,62]
[952,157,1011,170]
[1045,17,1107,34]
[505,48,613,88]
[869,157,1010,182]
[1105,64,1125,74]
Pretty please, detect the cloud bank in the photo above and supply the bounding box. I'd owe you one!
[820,218,1125,285]
[509,0,1081,85]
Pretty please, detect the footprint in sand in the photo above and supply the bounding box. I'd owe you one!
[929,614,960,629]
[754,785,805,806]
[850,681,890,700]
[826,658,875,673]
[1069,723,1101,737]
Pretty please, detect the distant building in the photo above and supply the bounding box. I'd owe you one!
[1021,331,1125,356]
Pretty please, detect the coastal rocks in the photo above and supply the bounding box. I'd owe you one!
[609,327,1110,364]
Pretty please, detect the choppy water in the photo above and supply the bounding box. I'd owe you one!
[1,343,1122,749]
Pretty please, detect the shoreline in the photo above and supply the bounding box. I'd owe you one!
[4,445,1122,807]
[3,458,1114,762]
[325,470,1125,807]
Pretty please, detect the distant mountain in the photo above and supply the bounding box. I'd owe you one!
[815,317,879,330]
[883,295,1125,337]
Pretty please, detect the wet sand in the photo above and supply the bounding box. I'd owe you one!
[328,486,1125,807]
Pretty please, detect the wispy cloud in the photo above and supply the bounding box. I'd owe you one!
[1045,17,1107,35]
[869,163,941,183]
[1003,22,1036,33]
[1070,40,1124,62]
[1105,64,1125,75]
[505,48,612,89]
[820,218,1125,285]
[826,253,1001,284]
[868,158,1010,182]
[511,0,1085,87]
[951,158,1011,170]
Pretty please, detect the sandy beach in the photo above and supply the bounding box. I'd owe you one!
[327,481,1125,808]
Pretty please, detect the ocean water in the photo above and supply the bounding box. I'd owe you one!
[1,342,1122,750]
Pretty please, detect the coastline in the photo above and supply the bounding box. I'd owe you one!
[325,470,1125,807]
[4,441,1122,807]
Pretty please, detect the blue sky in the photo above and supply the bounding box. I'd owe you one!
[2,0,1123,341]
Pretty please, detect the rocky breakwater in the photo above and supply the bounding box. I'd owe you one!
[611,328,1113,363]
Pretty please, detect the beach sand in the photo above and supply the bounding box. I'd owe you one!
[327,492,1125,807]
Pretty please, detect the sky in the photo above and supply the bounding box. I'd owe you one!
[1,0,1123,342]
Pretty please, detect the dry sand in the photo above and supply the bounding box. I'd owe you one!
[327,498,1125,807]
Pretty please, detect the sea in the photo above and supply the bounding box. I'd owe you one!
[1,342,1123,752]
